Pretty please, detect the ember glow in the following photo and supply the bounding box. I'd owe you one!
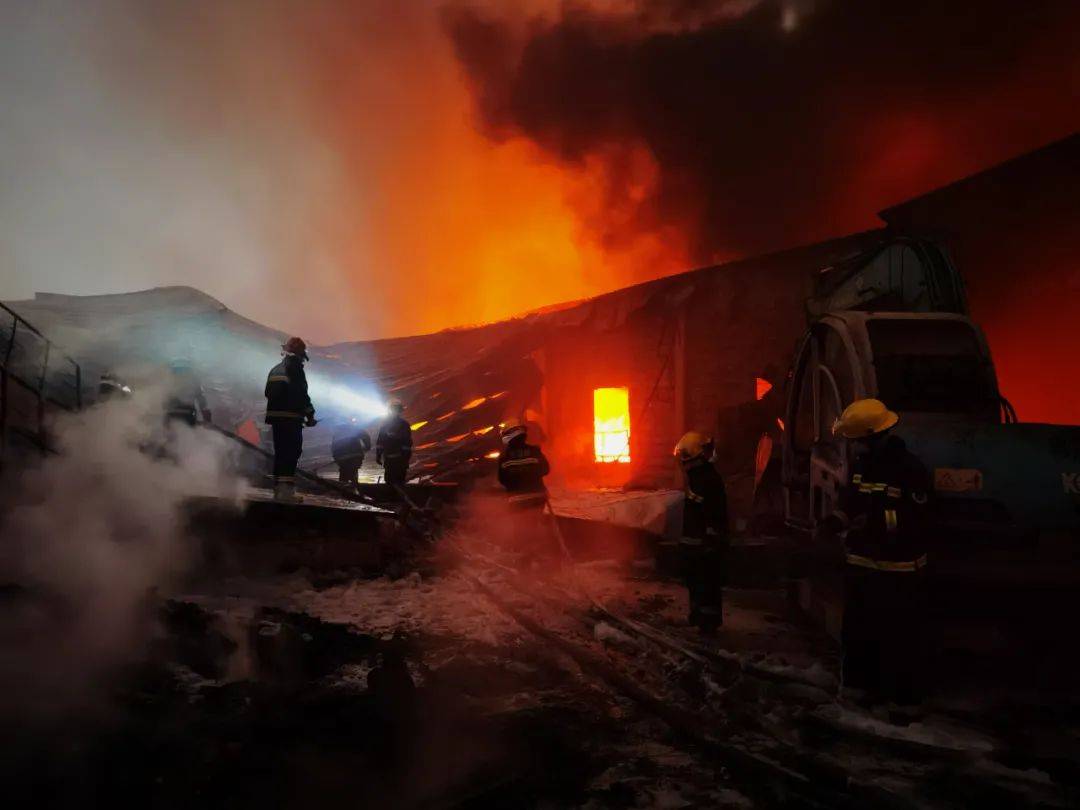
[594,387,631,464]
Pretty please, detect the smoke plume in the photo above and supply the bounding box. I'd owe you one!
[444,0,1080,264]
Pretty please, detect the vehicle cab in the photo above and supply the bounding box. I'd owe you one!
[781,311,1005,532]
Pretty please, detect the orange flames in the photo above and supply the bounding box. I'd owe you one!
[297,7,690,339]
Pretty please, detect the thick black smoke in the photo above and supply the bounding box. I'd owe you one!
[445,0,1080,263]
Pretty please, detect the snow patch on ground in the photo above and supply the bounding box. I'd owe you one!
[753,659,838,691]
[818,704,997,753]
[287,572,525,647]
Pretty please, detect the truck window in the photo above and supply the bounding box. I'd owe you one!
[867,320,999,418]
[821,244,932,313]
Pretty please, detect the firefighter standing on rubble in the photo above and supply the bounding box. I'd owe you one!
[264,337,316,502]
[824,398,932,705]
[675,432,729,634]
[497,418,552,552]
[332,417,372,491]
[376,398,412,490]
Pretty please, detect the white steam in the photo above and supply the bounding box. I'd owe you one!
[0,388,240,721]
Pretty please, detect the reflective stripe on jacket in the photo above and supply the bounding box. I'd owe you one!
[833,435,931,568]
[498,441,550,495]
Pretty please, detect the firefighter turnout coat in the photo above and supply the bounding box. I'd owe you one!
[833,435,931,571]
[332,426,372,466]
[376,415,413,463]
[498,440,550,508]
[264,354,315,424]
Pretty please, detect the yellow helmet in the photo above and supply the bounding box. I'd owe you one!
[674,431,713,462]
[833,398,899,439]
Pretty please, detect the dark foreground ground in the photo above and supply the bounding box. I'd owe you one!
[6,527,1080,809]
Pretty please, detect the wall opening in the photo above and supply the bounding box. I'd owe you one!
[594,387,630,463]
[755,377,773,400]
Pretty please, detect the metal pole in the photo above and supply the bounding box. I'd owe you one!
[39,341,50,394]
[4,317,16,367]
[37,387,45,456]
[0,366,7,462]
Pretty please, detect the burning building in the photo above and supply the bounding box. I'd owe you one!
[344,134,1080,525]
[4,136,1077,530]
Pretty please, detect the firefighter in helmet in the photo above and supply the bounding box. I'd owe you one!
[497,418,552,555]
[332,417,372,492]
[497,418,550,509]
[376,398,413,490]
[674,431,729,634]
[264,336,316,502]
[824,398,932,704]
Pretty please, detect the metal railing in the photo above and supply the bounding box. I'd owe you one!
[0,301,82,459]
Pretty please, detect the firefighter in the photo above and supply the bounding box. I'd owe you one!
[497,419,552,555]
[164,360,211,427]
[825,398,932,705]
[332,417,372,491]
[376,398,412,490]
[497,418,550,508]
[265,337,316,502]
[674,431,729,634]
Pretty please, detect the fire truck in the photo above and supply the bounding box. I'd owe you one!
[777,237,1080,639]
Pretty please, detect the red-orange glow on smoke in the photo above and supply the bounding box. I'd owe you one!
[163,0,1078,348]
[303,7,689,338]
[355,134,687,334]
